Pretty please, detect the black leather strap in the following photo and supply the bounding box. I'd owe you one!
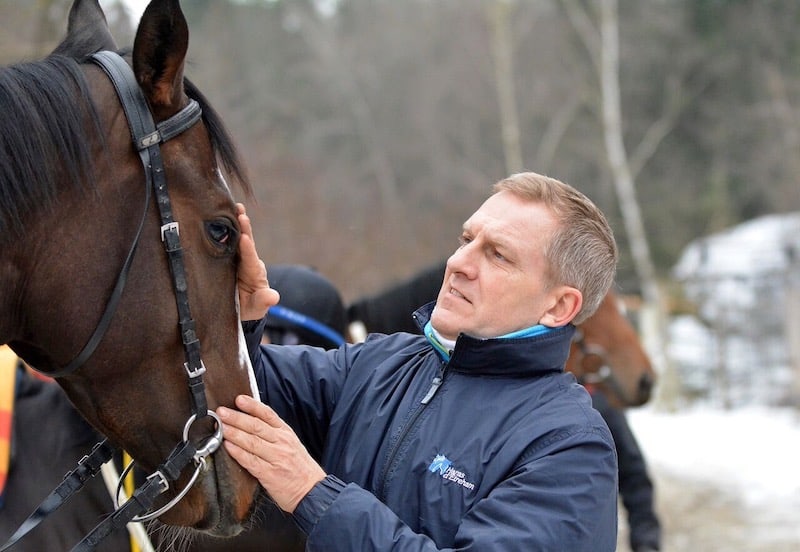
[0,440,116,551]
[70,441,197,552]
[91,51,208,420]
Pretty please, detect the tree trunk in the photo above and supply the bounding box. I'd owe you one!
[487,0,523,175]
[597,0,679,410]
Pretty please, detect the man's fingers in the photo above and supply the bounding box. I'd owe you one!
[237,233,266,290]
[217,396,328,513]
[234,395,284,426]
[235,204,280,320]
[217,396,286,448]
[222,439,274,492]
[235,203,251,234]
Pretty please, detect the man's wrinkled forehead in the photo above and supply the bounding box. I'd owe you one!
[465,193,545,238]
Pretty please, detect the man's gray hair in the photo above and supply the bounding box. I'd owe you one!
[493,172,618,324]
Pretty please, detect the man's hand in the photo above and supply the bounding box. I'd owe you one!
[217,395,326,513]
[236,204,280,321]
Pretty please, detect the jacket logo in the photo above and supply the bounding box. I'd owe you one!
[428,454,452,475]
[428,454,475,491]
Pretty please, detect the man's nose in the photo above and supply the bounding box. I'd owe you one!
[447,244,477,279]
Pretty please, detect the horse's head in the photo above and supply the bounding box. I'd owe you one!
[1,0,259,536]
[566,290,656,408]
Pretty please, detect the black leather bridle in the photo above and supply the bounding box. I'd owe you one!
[1,50,223,552]
[571,328,630,405]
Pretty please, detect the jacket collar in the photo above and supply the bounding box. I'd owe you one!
[413,302,575,377]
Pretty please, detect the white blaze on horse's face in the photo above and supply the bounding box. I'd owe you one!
[220,166,257,398]
[234,287,260,399]
[216,167,232,194]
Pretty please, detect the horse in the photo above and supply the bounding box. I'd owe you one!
[1,0,262,547]
[566,289,656,408]
[347,260,656,408]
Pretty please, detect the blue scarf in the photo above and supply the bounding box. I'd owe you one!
[424,321,554,362]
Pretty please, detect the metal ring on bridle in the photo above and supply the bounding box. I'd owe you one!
[113,410,223,522]
[580,364,612,384]
[128,460,205,522]
[183,410,224,462]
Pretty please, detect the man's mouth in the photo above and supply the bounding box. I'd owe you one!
[449,287,468,301]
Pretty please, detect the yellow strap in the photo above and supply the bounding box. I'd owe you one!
[123,451,140,552]
[0,345,19,496]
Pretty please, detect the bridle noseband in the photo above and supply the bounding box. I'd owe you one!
[571,328,612,384]
[2,51,223,552]
[571,328,629,404]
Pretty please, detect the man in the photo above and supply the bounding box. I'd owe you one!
[225,172,620,550]
[349,263,663,551]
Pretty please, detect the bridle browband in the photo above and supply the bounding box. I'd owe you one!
[1,51,222,552]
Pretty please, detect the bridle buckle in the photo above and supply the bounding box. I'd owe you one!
[145,470,170,493]
[185,360,206,378]
[160,221,180,241]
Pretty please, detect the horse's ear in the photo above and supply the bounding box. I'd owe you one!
[132,0,188,111]
[52,0,118,57]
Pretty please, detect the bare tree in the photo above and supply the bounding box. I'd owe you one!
[561,0,680,408]
[487,0,523,174]
[284,2,399,206]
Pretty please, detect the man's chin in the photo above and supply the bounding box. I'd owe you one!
[429,313,459,341]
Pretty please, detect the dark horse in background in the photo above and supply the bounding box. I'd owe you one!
[0,0,271,549]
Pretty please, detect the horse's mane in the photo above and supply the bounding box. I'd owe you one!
[0,54,251,240]
[0,55,98,238]
[183,77,252,198]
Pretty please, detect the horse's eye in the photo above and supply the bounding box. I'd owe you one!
[205,220,237,251]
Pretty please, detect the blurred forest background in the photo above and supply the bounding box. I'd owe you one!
[3,0,800,405]
[4,0,799,297]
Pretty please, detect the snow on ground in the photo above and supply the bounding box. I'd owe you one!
[626,405,800,551]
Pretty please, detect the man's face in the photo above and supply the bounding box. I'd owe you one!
[430,191,562,341]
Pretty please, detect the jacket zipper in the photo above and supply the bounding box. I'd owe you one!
[377,365,447,501]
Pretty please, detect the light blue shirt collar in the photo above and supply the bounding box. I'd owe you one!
[424,321,554,362]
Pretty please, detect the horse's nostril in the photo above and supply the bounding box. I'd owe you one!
[638,373,654,401]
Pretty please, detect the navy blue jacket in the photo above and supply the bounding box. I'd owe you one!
[245,304,618,551]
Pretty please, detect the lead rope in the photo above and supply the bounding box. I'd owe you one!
[122,452,142,552]
[99,454,154,552]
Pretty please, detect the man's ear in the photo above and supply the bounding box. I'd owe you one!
[539,286,582,327]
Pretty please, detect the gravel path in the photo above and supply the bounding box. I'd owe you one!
[616,470,800,552]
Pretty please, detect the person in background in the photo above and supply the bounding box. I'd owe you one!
[0,346,132,552]
[262,265,348,348]
[226,171,620,550]
[590,390,661,552]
